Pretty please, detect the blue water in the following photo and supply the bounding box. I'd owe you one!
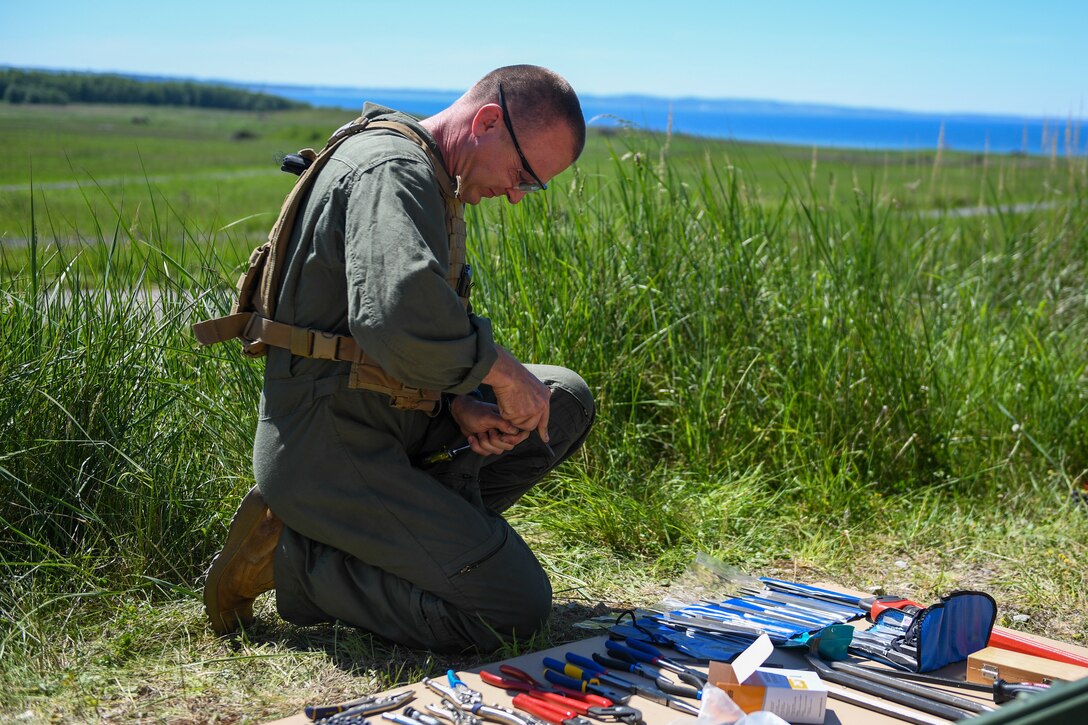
[248,83,1085,157]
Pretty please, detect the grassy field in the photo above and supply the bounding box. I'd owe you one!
[1,102,1086,722]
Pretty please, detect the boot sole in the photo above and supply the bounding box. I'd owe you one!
[204,486,269,635]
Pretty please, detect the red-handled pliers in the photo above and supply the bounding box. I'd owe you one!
[513,693,595,725]
[481,665,614,708]
[481,667,642,724]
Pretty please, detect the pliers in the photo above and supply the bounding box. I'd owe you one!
[385,706,446,725]
[510,694,596,725]
[426,670,483,708]
[542,659,632,705]
[425,698,483,725]
[550,656,701,717]
[425,670,538,725]
[587,652,702,700]
[480,666,642,724]
[305,689,416,721]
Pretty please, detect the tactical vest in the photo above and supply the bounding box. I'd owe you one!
[192,117,469,413]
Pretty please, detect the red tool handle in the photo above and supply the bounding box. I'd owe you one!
[513,694,575,725]
[482,668,611,711]
[500,664,545,687]
[863,595,924,619]
[481,670,532,692]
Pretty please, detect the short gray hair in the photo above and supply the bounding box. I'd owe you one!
[466,65,585,161]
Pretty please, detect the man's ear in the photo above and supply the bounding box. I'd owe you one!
[470,103,504,139]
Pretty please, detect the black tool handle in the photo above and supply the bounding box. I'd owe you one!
[993,679,1050,704]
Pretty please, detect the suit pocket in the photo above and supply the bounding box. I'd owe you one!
[258,375,315,420]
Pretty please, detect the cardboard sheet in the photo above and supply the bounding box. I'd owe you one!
[265,629,1088,725]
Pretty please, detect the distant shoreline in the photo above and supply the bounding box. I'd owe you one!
[3,66,1082,156]
[243,82,1085,158]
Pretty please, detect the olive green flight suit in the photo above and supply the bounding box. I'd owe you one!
[253,104,594,652]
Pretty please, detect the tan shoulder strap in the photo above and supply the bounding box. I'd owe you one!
[258,117,375,322]
[192,116,468,414]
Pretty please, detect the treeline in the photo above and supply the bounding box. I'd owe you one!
[0,68,308,111]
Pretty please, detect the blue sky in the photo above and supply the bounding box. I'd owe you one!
[2,0,1085,118]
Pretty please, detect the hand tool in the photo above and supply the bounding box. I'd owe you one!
[437,670,483,707]
[606,639,708,686]
[659,610,797,642]
[846,633,922,670]
[402,706,446,725]
[413,443,471,467]
[719,597,844,628]
[583,644,700,696]
[543,668,633,705]
[549,656,701,716]
[385,713,426,725]
[425,700,482,725]
[828,660,995,714]
[764,578,1088,668]
[545,657,637,699]
[990,679,1052,704]
[511,694,594,725]
[805,654,975,720]
[480,667,642,723]
[737,585,867,619]
[305,689,415,721]
[425,671,536,725]
[609,620,753,662]
[848,664,1051,704]
[760,578,922,619]
[690,600,826,630]
[584,652,701,700]
[481,665,616,707]
[679,601,810,629]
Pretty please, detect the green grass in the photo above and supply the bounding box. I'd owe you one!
[1,103,1086,722]
[1,103,1071,262]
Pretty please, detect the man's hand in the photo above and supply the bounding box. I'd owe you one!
[449,395,528,456]
[481,346,551,443]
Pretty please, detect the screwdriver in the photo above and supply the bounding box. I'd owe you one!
[604,640,707,686]
[412,443,471,467]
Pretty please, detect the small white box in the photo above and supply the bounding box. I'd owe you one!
[707,634,828,724]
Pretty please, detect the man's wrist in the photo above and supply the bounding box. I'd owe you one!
[446,390,483,416]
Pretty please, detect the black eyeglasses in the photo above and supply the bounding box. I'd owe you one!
[497,83,547,192]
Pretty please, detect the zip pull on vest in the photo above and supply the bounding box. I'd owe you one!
[192,117,468,413]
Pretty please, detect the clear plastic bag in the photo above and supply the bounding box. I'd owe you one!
[657,552,759,611]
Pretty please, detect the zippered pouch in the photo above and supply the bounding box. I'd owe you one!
[857,590,997,672]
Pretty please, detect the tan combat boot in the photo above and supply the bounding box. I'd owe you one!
[204,486,283,635]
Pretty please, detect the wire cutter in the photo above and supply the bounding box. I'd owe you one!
[480,666,642,724]
[305,689,416,721]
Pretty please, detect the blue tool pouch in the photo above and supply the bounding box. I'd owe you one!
[864,590,997,672]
